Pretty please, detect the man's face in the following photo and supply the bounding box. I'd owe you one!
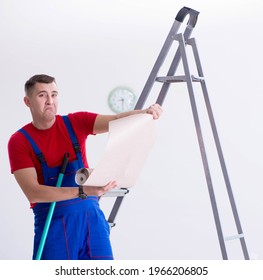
[24,82,58,123]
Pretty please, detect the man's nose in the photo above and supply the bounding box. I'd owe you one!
[46,94,53,104]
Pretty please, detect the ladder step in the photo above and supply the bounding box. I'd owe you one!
[224,233,244,241]
[102,188,129,197]
[156,74,204,83]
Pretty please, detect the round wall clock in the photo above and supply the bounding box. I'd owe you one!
[108,86,137,113]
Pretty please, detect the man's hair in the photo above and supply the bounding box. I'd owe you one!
[24,74,56,96]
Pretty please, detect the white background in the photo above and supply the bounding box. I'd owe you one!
[1,0,263,260]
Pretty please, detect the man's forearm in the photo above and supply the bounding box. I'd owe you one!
[115,109,147,120]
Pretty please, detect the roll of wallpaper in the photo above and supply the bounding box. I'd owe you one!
[75,168,93,185]
[75,113,157,188]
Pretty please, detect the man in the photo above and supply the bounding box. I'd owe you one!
[8,74,162,260]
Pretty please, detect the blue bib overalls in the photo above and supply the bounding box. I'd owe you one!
[19,116,113,260]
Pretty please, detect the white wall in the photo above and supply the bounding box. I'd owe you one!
[1,0,263,260]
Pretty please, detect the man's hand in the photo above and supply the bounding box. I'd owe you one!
[83,181,117,197]
[145,104,163,119]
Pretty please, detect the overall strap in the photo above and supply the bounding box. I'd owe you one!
[62,115,83,165]
[18,128,48,168]
[19,129,45,164]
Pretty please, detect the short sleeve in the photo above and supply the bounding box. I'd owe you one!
[8,131,35,173]
[67,111,98,137]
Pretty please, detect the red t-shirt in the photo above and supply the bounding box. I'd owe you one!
[8,112,98,184]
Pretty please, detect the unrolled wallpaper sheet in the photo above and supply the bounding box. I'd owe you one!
[83,113,157,188]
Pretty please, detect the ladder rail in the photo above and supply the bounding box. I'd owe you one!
[156,26,193,106]
[135,7,199,109]
[106,189,129,227]
[177,33,228,259]
[135,19,181,109]
[107,196,124,228]
[188,37,250,259]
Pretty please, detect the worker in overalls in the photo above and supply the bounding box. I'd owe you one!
[8,74,162,260]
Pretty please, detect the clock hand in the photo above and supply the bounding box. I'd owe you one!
[119,98,125,110]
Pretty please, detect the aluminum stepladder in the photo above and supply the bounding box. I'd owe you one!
[107,6,250,260]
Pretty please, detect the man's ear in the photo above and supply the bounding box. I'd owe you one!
[24,96,30,107]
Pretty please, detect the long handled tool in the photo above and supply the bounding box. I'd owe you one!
[35,152,69,260]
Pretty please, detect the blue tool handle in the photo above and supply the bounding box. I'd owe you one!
[35,152,69,260]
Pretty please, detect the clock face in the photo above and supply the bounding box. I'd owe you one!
[108,87,136,113]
